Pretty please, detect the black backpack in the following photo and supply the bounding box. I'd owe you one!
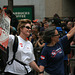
[0,36,28,74]
[0,36,18,73]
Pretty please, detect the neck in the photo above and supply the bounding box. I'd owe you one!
[19,34,27,41]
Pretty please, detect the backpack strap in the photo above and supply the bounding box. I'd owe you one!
[7,36,28,74]
[7,35,18,65]
[15,59,28,74]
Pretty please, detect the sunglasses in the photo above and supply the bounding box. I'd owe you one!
[53,34,60,36]
[23,26,31,29]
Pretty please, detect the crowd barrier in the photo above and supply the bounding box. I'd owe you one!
[70,45,75,75]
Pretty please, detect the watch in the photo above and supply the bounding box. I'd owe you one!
[39,71,44,74]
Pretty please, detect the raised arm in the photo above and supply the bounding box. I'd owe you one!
[67,26,75,40]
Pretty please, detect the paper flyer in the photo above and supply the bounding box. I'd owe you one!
[0,10,10,49]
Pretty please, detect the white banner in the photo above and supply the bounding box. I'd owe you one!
[0,10,10,48]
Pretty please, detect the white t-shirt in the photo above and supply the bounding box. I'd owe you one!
[5,35,35,75]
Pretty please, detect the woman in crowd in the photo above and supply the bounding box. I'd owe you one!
[29,32,38,47]
[4,19,42,75]
[34,32,45,52]
[34,32,45,63]
[38,26,75,75]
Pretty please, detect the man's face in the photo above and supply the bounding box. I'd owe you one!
[44,23,49,29]
[67,22,72,29]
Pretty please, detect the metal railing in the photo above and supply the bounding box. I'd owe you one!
[70,45,75,75]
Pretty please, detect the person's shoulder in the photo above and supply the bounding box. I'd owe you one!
[59,35,67,40]
[27,40,33,45]
[9,34,15,38]
[42,45,49,51]
[9,35,15,42]
[59,35,68,45]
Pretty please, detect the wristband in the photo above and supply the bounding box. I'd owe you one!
[39,71,44,74]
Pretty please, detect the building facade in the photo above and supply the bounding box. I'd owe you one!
[0,0,75,20]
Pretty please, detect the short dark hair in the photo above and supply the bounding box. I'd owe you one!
[43,26,56,43]
[0,7,1,10]
[5,9,12,15]
[39,31,44,36]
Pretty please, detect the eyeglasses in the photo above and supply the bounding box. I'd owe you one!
[53,34,60,36]
[23,26,31,29]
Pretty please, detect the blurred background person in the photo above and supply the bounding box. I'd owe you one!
[4,9,18,31]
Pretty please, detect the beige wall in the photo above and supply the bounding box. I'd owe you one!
[14,0,45,20]
[1,0,75,20]
[0,0,45,21]
[45,0,75,18]
[62,0,75,17]
[45,0,62,17]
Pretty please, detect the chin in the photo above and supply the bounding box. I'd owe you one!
[27,34,30,37]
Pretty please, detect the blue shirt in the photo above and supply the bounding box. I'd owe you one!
[56,27,68,60]
[38,35,68,75]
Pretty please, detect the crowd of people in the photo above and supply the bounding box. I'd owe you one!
[0,7,75,75]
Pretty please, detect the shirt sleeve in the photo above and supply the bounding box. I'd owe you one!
[28,42,35,63]
[59,35,68,47]
[59,35,71,52]
[27,43,35,63]
[8,35,15,48]
[8,35,14,44]
[38,47,47,67]
[20,42,35,64]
